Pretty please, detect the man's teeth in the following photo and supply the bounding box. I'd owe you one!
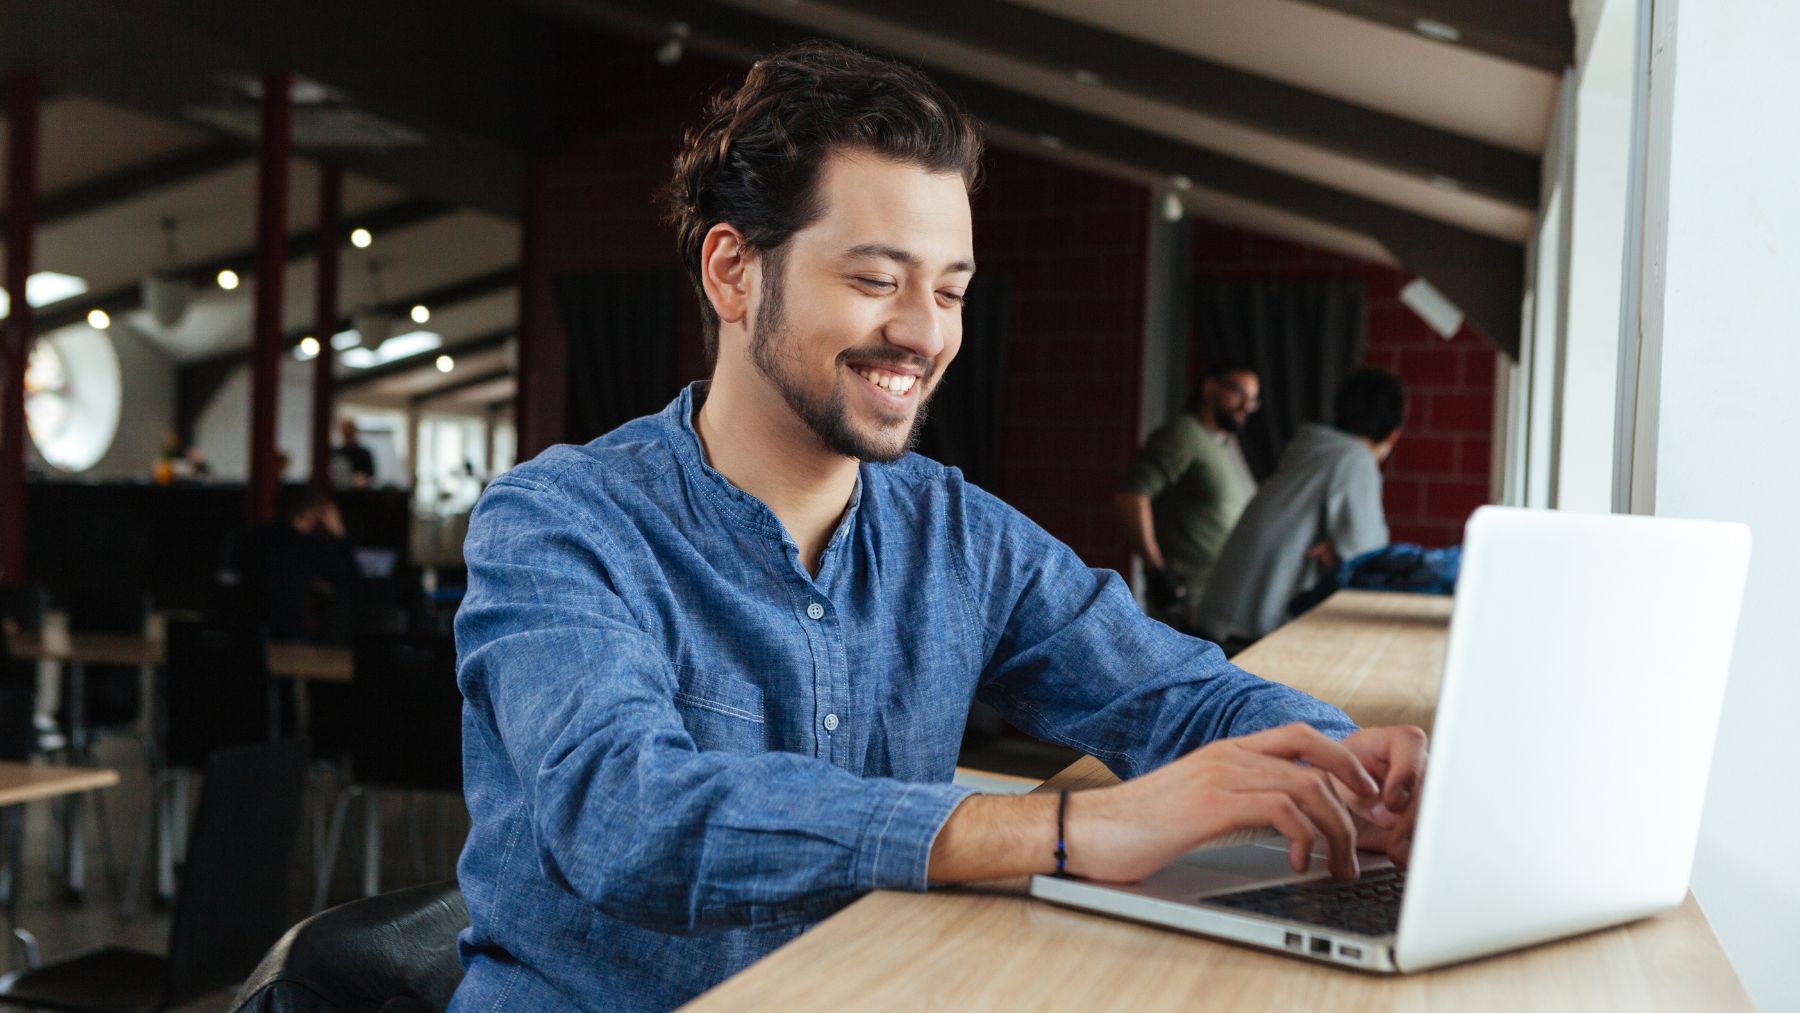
[854,367,917,395]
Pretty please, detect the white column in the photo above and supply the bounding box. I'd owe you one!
[1626,0,1800,1006]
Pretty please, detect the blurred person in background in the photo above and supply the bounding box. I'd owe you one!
[1197,369,1405,653]
[1115,360,1260,632]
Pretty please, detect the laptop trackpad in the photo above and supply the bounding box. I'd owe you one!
[1141,842,1329,898]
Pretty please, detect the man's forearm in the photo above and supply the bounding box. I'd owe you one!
[927,793,1062,883]
[1113,492,1166,570]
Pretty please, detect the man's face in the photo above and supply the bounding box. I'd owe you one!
[745,152,974,463]
[1205,371,1261,434]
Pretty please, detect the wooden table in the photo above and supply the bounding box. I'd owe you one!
[0,762,118,809]
[6,627,350,897]
[0,761,119,922]
[687,591,1750,1011]
[6,630,352,683]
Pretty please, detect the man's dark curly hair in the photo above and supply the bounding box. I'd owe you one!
[662,41,985,360]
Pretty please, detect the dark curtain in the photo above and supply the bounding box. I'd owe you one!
[554,267,682,444]
[1192,279,1366,478]
[917,275,1009,491]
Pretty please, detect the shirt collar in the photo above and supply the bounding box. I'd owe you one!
[658,381,865,548]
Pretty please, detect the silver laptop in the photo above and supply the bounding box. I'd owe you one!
[1031,506,1750,973]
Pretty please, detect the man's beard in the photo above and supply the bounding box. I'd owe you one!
[748,251,935,463]
[1214,409,1242,435]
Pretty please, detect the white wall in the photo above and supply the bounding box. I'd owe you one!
[27,321,175,481]
[1551,0,1637,512]
[1629,0,1800,1006]
[192,358,316,482]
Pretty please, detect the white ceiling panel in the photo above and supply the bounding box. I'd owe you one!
[1006,0,1559,153]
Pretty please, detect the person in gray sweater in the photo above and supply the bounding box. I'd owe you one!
[1197,369,1406,650]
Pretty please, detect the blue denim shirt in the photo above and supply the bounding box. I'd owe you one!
[451,383,1356,1011]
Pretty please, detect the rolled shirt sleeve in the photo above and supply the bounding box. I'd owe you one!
[1122,420,1196,499]
[951,481,1358,780]
[1324,451,1389,562]
[456,476,972,935]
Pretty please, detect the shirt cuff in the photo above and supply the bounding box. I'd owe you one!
[854,781,977,894]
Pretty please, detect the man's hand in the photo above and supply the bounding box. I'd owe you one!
[1066,723,1379,883]
[1335,725,1428,865]
[1144,566,1187,609]
[1303,541,1340,570]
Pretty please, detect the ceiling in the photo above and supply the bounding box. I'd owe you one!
[545,0,1569,347]
[0,0,1570,409]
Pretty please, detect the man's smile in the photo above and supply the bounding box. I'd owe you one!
[850,364,919,397]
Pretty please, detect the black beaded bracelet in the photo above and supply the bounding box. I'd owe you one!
[1054,788,1069,876]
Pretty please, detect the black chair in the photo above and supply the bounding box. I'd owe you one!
[58,587,153,735]
[126,622,273,916]
[0,738,309,1013]
[231,881,468,1013]
[313,635,461,911]
[0,621,35,914]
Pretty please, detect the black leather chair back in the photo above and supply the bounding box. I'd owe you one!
[350,634,461,793]
[62,586,153,726]
[164,621,272,769]
[166,738,310,1002]
[0,594,36,762]
[231,881,469,1013]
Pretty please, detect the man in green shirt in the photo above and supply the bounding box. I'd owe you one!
[1115,361,1261,632]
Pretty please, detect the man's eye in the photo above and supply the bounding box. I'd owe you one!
[939,291,967,305]
[856,277,896,291]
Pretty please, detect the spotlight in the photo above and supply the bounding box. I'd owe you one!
[656,21,690,66]
[299,336,321,356]
[350,228,373,249]
[87,309,110,329]
[1160,191,1186,224]
[436,355,454,373]
[217,269,240,290]
[411,304,431,324]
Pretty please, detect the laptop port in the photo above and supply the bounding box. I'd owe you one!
[1284,932,1303,950]
[1338,944,1363,960]
[1310,936,1331,956]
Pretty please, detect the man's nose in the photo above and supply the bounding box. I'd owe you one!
[882,285,946,360]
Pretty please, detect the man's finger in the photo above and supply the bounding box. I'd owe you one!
[1227,752,1361,880]
[1245,723,1379,799]
[1242,793,1322,874]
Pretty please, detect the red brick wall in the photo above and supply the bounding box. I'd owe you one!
[520,36,1153,571]
[974,147,1148,575]
[1191,224,1497,547]
[517,34,727,455]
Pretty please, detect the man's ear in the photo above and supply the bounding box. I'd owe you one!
[700,223,752,327]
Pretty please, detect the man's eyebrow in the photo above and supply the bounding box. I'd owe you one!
[841,243,975,275]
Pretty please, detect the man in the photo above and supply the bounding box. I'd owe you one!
[238,491,358,642]
[1115,361,1261,631]
[329,418,375,488]
[452,43,1424,1011]
[1197,369,1405,650]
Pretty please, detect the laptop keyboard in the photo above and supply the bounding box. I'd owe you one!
[1201,866,1406,937]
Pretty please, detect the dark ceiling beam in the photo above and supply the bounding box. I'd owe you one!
[581,0,1524,355]
[0,141,246,235]
[177,270,515,430]
[284,266,517,350]
[338,325,514,391]
[31,196,451,333]
[1291,0,1573,72]
[410,367,512,406]
[818,0,1538,209]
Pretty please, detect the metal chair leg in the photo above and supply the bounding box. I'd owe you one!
[406,791,426,881]
[312,784,364,912]
[362,791,382,898]
[122,772,171,921]
[11,929,38,970]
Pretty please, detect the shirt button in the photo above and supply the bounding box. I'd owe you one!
[806,602,825,620]
[823,713,840,732]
